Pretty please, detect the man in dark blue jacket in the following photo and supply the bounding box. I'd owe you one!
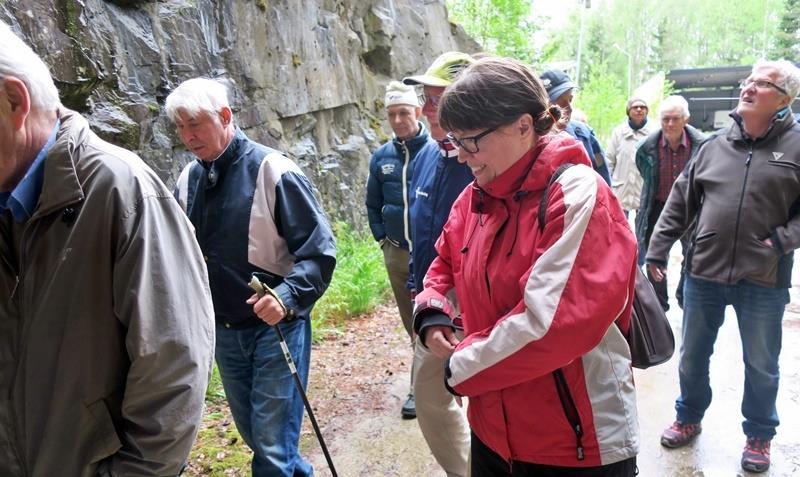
[540,69,612,185]
[167,78,336,477]
[402,51,474,477]
[366,80,429,419]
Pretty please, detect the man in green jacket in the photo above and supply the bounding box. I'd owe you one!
[648,60,800,473]
[0,21,215,476]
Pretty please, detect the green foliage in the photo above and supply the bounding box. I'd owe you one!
[205,365,226,404]
[312,222,390,341]
[447,0,539,63]
[773,0,800,59]
[573,61,628,142]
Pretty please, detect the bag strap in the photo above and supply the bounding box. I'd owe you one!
[538,163,576,232]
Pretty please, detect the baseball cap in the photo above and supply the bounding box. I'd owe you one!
[403,51,475,87]
[540,69,577,102]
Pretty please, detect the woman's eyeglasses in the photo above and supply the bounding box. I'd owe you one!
[446,126,498,153]
[739,78,788,95]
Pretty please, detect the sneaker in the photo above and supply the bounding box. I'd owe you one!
[660,421,701,448]
[741,437,771,473]
[401,394,416,419]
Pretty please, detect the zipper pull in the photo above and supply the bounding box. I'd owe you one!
[746,150,753,166]
[10,275,19,300]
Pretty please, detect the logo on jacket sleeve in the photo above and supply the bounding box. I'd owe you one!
[416,187,429,198]
[381,164,396,175]
[772,152,784,160]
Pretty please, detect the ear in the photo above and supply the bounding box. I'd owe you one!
[219,106,233,126]
[414,106,422,117]
[518,113,534,136]
[1,77,31,130]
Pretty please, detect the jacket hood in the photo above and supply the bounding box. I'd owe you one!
[477,132,591,201]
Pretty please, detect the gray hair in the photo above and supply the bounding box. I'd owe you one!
[165,77,231,123]
[0,21,61,112]
[658,95,690,119]
[753,59,800,99]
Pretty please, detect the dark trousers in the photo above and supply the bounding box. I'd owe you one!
[471,433,637,477]
[645,199,688,311]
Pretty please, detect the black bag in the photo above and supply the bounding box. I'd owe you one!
[538,163,674,369]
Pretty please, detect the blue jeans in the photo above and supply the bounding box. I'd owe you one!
[676,276,788,439]
[215,319,313,477]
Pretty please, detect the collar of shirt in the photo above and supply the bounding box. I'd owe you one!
[659,129,688,152]
[0,118,61,222]
[437,137,459,159]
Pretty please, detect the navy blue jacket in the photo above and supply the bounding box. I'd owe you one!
[366,123,430,249]
[408,141,473,291]
[175,129,336,327]
[567,120,611,185]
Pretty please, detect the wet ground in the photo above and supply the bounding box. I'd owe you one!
[307,249,800,476]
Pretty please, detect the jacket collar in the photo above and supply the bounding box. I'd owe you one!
[727,108,795,143]
[35,108,87,219]
[474,132,590,204]
[393,121,430,151]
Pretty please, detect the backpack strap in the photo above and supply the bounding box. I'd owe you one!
[538,163,576,233]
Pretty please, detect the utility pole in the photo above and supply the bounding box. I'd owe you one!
[575,0,589,85]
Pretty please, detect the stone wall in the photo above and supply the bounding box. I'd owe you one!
[0,0,479,224]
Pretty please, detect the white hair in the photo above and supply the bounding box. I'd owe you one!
[165,77,231,123]
[753,59,800,99]
[658,95,690,119]
[0,21,61,112]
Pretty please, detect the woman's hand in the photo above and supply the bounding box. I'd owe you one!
[424,325,460,359]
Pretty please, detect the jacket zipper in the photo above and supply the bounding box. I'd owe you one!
[553,369,585,461]
[401,143,412,250]
[727,147,753,283]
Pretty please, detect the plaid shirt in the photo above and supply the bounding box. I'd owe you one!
[656,131,690,203]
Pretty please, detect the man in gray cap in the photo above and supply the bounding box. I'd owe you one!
[540,69,611,184]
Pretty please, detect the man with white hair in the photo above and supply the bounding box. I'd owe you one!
[365,80,429,419]
[167,77,336,477]
[0,21,215,476]
[635,95,706,310]
[647,60,800,473]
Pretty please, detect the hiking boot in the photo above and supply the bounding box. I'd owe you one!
[401,394,416,419]
[660,421,701,448]
[741,437,771,473]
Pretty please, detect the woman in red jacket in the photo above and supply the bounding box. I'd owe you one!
[412,57,640,476]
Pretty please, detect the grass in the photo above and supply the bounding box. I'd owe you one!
[188,223,391,474]
[311,222,391,341]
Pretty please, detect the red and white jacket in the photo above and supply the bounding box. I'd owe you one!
[415,133,639,467]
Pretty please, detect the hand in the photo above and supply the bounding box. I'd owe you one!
[423,325,460,359]
[246,293,286,325]
[762,237,774,247]
[648,263,666,282]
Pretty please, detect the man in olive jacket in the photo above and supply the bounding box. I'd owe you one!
[0,21,215,476]
[647,60,800,473]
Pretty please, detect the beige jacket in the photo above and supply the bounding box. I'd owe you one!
[0,110,215,476]
[606,119,656,210]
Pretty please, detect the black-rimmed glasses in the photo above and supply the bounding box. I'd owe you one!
[447,126,499,153]
[739,78,788,96]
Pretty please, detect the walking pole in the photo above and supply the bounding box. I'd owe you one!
[248,276,339,477]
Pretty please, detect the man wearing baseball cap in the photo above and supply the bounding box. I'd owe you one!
[365,81,429,420]
[401,51,473,477]
[540,69,612,184]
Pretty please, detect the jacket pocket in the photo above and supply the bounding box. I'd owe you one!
[85,398,122,464]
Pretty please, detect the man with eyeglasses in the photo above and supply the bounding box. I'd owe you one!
[635,95,706,311]
[647,60,800,473]
[401,51,474,477]
[607,97,656,217]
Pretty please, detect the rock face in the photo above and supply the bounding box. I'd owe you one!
[0,0,478,224]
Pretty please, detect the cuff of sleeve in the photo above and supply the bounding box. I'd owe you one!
[443,356,463,397]
[770,229,786,255]
[414,312,454,348]
[273,282,300,320]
